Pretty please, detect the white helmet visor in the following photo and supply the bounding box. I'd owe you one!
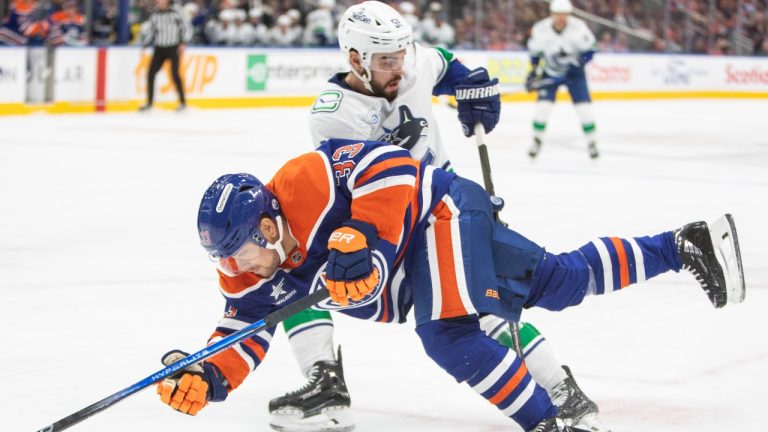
[368,45,415,73]
[212,240,270,277]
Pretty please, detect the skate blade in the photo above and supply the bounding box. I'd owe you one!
[573,413,612,432]
[270,406,354,432]
[709,213,746,305]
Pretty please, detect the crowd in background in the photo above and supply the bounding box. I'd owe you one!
[2,0,767,55]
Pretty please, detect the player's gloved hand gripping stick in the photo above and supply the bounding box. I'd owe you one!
[35,288,330,432]
[455,67,501,138]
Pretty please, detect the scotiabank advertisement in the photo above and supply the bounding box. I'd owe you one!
[458,51,768,95]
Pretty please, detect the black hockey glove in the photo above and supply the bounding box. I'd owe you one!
[525,70,538,93]
[455,67,501,137]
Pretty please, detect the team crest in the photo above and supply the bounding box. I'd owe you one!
[379,105,428,150]
[310,250,388,310]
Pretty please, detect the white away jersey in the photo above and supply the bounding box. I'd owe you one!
[527,16,596,77]
[308,43,453,170]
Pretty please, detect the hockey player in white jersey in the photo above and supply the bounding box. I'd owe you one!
[267,2,607,432]
[526,0,599,159]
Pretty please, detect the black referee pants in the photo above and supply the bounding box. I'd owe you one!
[146,45,185,105]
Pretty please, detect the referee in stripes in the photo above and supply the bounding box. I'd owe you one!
[139,0,191,111]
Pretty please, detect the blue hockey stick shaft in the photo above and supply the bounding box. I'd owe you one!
[36,288,330,432]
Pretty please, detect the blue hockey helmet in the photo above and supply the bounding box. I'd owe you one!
[197,173,281,259]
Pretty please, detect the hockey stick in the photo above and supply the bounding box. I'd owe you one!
[36,288,331,432]
[529,76,566,91]
[473,124,525,360]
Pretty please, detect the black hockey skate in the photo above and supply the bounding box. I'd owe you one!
[550,366,610,432]
[675,214,745,308]
[269,348,353,432]
[529,137,543,158]
[587,141,599,159]
[529,416,590,432]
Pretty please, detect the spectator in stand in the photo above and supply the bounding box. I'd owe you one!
[423,9,454,48]
[302,0,335,47]
[268,13,300,46]
[0,0,49,45]
[419,1,441,39]
[286,7,301,28]
[614,31,629,52]
[246,7,268,45]
[47,0,87,46]
[182,2,208,45]
[91,0,117,44]
[204,8,226,45]
[597,29,617,52]
[398,1,423,43]
[756,38,768,56]
[221,8,251,45]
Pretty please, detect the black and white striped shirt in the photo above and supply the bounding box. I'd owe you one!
[142,6,191,47]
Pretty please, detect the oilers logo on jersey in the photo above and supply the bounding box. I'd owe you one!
[310,249,389,311]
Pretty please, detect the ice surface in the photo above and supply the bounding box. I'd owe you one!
[1,100,766,431]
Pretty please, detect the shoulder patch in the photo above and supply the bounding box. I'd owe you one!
[311,90,343,113]
[434,46,455,63]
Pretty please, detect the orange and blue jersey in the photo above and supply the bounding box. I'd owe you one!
[0,0,48,46]
[201,139,683,430]
[204,139,454,393]
[47,9,86,46]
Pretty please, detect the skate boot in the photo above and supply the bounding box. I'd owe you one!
[529,416,590,432]
[529,137,543,158]
[269,348,353,432]
[587,141,599,159]
[550,366,610,432]
[674,214,745,308]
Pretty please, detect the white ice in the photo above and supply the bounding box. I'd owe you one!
[1,100,766,432]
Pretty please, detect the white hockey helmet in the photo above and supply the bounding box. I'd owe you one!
[550,0,573,14]
[337,1,414,92]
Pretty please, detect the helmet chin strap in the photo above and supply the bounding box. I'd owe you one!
[349,63,375,94]
[266,215,287,264]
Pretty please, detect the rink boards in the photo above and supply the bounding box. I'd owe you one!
[1,46,767,115]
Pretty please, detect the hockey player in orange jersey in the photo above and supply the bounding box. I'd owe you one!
[156,139,744,432]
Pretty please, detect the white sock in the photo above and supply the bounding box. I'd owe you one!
[286,322,335,377]
[574,102,597,144]
[524,336,568,393]
[533,101,554,141]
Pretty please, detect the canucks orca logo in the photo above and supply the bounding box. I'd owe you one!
[379,105,428,151]
[310,250,389,310]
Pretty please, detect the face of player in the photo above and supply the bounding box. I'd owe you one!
[215,218,282,278]
[552,13,568,31]
[218,241,280,278]
[369,50,409,101]
[155,0,170,10]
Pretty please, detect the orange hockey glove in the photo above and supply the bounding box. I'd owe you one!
[326,220,380,306]
[156,350,210,415]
